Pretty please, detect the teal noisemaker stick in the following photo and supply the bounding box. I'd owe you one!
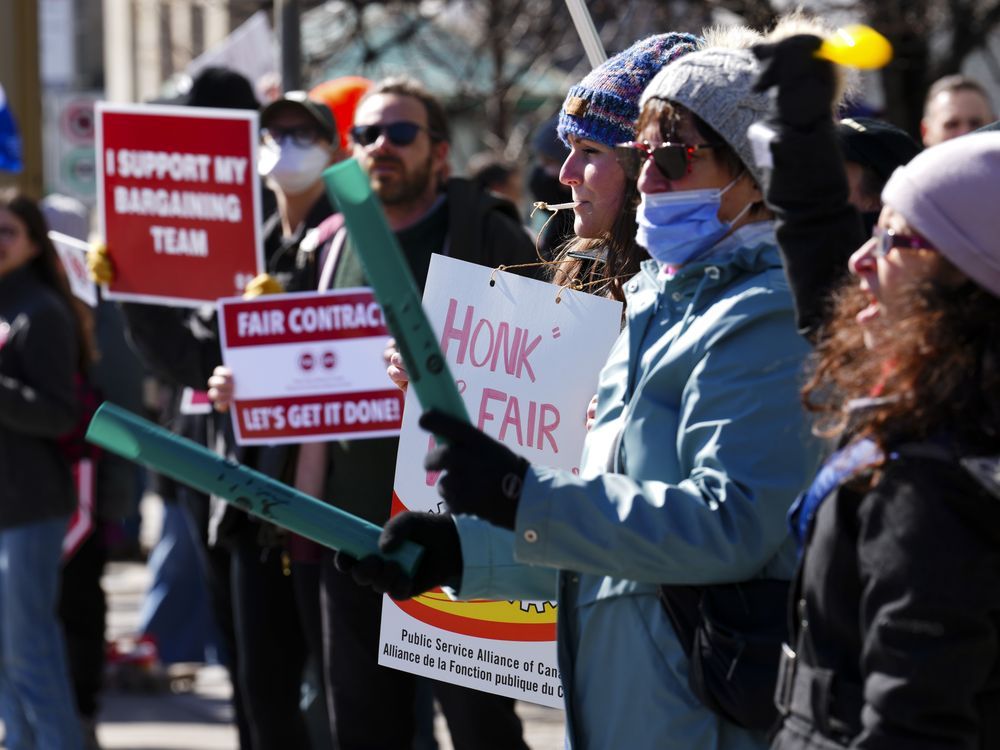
[323,159,470,432]
[85,402,423,574]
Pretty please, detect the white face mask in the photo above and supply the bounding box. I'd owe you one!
[260,141,330,195]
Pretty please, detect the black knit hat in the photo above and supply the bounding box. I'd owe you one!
[836,117,922,182]
[185,66,260,110]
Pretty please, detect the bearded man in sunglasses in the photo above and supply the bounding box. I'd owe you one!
[291,76,536,750]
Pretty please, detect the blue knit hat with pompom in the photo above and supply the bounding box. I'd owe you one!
[557,33,702,148]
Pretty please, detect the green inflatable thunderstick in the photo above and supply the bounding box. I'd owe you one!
[323,159,470,433]
[85,402,424,575]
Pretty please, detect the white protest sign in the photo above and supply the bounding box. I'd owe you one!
[179,387,213,415]
[50,231,98,307]
[379,254,622,708]
[217,288,403,445]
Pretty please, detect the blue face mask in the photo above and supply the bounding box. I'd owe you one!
[635,175,751,266]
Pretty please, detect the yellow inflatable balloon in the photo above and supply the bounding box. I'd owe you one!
[817,25,893,70]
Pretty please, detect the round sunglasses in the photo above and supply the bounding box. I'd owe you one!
[614,141,719,180]
[350,121,436,147]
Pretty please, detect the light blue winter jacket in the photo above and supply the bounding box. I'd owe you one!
[453,222,819,749]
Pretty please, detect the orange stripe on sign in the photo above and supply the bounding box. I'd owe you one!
[390,491,557,642]
[393,596,557,641]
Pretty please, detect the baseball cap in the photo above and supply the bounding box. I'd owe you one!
[260,91,337,143]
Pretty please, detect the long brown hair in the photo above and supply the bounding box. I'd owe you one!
[803,271,1000,456]
[549,178,642,303]
[0,189,98,372]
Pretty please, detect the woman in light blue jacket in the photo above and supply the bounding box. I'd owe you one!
[350,46,819,749]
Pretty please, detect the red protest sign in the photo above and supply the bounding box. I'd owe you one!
[96,103,264,306]
[218,289,404,445]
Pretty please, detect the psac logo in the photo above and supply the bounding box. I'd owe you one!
[389,493,557,641]
[297,349,337,372]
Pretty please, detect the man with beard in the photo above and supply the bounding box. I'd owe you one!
[294,76,536,749]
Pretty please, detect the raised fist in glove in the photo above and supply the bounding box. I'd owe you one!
[420,409,529,530]
[334,511,463,600]
[752,34,836,129]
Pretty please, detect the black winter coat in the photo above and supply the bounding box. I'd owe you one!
[0,266,79,528]
[763,117,865,344]
[773,449,1000,749]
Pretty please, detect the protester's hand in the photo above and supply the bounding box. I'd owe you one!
[585,394,598,431]
[752,34,835,129]
[333,511,463,600]
[420,410,528,530]
[384,338,409,393]
[243,273,284,299]
[86,243,115,284]
[207,366,235,413]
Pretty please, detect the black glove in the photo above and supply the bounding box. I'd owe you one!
[333,511,463,600]
[420,409,529,530]
[752,35,835,130]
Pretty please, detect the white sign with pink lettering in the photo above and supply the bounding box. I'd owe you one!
[380,254,623,707]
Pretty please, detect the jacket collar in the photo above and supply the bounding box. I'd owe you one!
[636,220,781,292]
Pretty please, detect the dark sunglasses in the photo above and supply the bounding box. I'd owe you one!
[614,141,719,180]
[261,125,324,148]
[871,227,935,258]
[350,121,435,147]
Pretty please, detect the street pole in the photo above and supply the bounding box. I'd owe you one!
[276,0,303,92]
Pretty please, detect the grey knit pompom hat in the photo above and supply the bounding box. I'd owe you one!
[639,47,770,187]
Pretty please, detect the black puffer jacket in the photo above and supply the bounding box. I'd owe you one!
[773,447,1000,749]
[0,265,79,528]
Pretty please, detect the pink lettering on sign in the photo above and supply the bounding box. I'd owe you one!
[478,388,560,454]
[439,299,542,382]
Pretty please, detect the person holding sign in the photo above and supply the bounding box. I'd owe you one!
[111,72,342,750]
[299,76,538,750]
[548,33,700,303]
[351,29,825,750]
[0,191,97,750]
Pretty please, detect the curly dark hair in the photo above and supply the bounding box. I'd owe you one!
[803,270,1000,458]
